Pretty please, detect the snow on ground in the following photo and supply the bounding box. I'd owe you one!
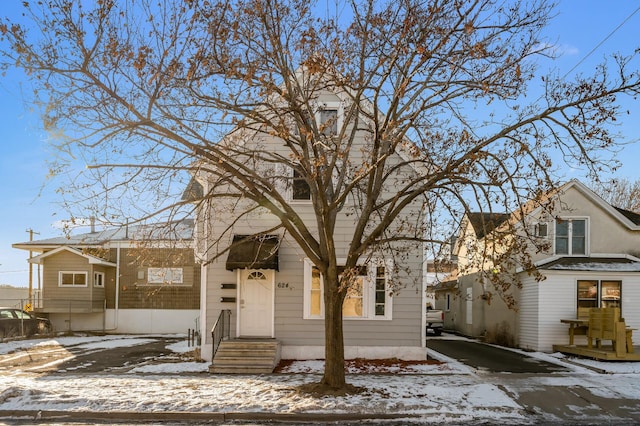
[0,334,639,423]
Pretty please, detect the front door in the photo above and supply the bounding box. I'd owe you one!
[238,269,274,337]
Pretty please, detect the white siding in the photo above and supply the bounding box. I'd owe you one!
[621,276,640,332]
[519,274,540,351]
[521,271,640,352]
[537,274,578,351]
[197,90,425,361]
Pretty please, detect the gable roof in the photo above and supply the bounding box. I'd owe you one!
[539,180,640,231]
[28,246,117,266]
[466,212,511,239]
[613,206,640,226]
[471,180,640,239]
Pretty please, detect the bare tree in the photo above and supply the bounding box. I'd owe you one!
[2,0,639,390]
[591,177,640,212]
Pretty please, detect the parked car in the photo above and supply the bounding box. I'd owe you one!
[0,307,52,339]
[426,305,444,336]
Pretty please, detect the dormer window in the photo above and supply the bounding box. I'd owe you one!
[555,218,587,255]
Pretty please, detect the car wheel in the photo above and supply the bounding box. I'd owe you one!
[434,329,442,336]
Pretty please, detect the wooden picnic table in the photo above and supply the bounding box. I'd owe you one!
[560,318,588,345]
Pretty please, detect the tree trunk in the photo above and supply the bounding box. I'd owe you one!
[320,275,346,389]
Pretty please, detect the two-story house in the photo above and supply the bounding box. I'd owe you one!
[12,220,200,334]
[193,87,428,368]
[437,180,640,352]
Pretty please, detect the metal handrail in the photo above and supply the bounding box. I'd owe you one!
[211,309,231,362]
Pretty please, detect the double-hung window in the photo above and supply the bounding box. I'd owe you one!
[292,169,311,201]
[94,272,105,288]
[339,265,367,318]
[303,259,392,320]
[555,218,587,255]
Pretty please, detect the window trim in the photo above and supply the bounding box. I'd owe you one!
[291,168,312,202]
[554,217,588,256]
[94,271,105,288]
[319,108,338,136]
[535,222,548,238]
[303,258,393,321]
[316,101,343,137]
[303,259,324,319]
[59,271,88,288]
[577,279,622,318]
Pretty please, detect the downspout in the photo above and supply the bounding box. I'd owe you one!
[103,242,120,331]
[114,242,120,329]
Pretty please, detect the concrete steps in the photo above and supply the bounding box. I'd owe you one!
[209,339,280,374]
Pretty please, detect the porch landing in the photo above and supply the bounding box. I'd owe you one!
[210,339,281,374]
[552,344,640,361]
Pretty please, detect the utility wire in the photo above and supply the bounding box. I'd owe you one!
[564,5,640,78]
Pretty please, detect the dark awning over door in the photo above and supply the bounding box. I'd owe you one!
[225,234,280,271]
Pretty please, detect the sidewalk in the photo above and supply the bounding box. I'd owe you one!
[0,410,417,424]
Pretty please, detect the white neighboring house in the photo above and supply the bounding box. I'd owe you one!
[437,180,640,352]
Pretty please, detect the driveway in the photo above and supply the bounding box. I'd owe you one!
[0,336,185,374]
[426,335,568,373]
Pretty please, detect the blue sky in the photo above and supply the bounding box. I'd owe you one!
[1,1,639,287]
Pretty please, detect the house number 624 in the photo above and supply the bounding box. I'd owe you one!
[277,282,289,288]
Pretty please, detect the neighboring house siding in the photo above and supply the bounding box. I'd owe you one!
[106,248,200,310]
[621,276,640,332]
[529,185,640,264]
[520,271,640,352]
[447,273,518,341]
[40,250,96,309]
[536,273,578,352]
[518,274,540,351]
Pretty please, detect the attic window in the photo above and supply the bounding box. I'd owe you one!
[320,109,338,136]
[535,223,548,238]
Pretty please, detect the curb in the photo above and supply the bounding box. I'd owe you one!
[0,410,417,424]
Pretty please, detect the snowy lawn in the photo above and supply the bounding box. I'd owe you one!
[0,334,639,423]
